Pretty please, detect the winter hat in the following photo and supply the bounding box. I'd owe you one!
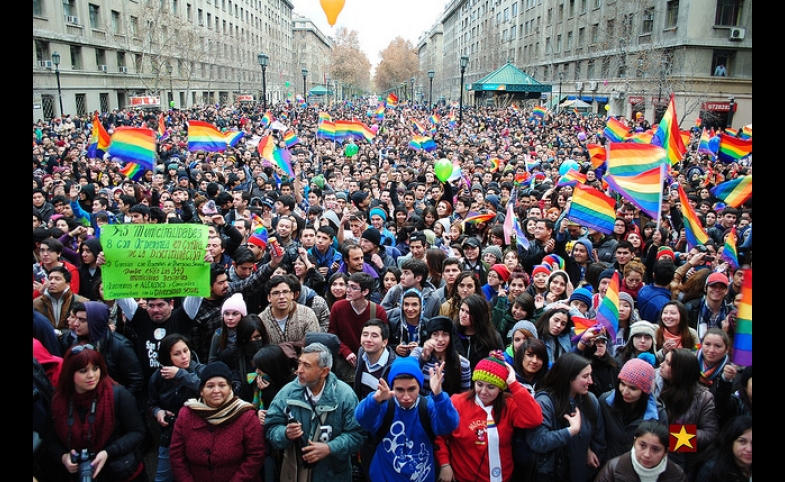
[572,238,595,261]
[247,227,269,249]
[655,246,676,261]
[618,356,656,394]
[351,190,369,207]
[542,254,565,271]
[599,267,617,282]
[531,264,552,278]
[387,356,424,388]
[471,182,484,193]
[221,293,247,317]
[472,350,509,390]
[361,227,381,246]
[569,287,593,309]
[425,316,456,340]
[482,245,503,262]
[490,264,511,283]
[510,320,538,340]
[369,207,388,221]
[199,361,234,389]
[628,321,657,340]
[422,229,437,247]
[485,194,500,210]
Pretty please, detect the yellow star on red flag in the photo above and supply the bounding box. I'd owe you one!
[669,424,697,452]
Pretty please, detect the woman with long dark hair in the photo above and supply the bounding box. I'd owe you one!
[534,305,574,368]
[526,352,606,482]
[410,315,471,397]
[325,272,349,309]
[695,415,752,482]
[439,271,480,323]
[456,293,504,369]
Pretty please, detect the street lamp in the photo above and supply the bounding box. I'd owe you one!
[402,82,407,102]
[428,70,435,108]
[52,51,64,116]
[558,71,564,114]
[301,68,308,103]
[257,52,268,111]
[166,62,173,108]
[411,77,415,103]
[727,96,735,129]
[326,76,331,105]
[459,55,469,126]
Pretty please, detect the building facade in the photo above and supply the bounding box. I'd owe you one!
[32,0,306,122]
[292,13,334,103]
[420,0,751,127]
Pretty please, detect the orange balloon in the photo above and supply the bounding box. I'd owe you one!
[320,0,345,26]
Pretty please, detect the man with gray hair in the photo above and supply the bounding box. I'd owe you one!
[265,342,365,482]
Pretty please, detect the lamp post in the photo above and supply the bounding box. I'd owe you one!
[402,82,407,102]
[459,55,469,126]
[326,76,331,105]
[428,70,435,108]
[411,77,415,103]
[301,68,308,103]
[166,62,173,108]
[727,96,735,128]
[52,51,63,116]
[257,52,268,111]
[558,71,564,114]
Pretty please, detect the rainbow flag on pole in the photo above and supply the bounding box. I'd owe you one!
[108,127,156,170]
[652,94,687,165]
[257,135,294,177]
[374,105,385,119]
[532,105,547,118]
[697,128,717,158]
[188,120,228,152]
[317,120,336,140]
[386,92,398,107]
[318,112,332,124]
[157,113,168,141]
[224,130,244,148]
[595,271,620,340]
[677,184,709,249]
[409,135,437,152]
[733,269,752,366]
[503,201,530,250]
[87,113,110,160]
[567,183,617,234]
[717,133,753,163]
[261,111,273,128]
[606,143,667,177]
[604,163,666,220]
[721,226,739,270]
[283,130,301,148]
[604,117,630,142]
[587,143,607,169]
[710,176,752,208]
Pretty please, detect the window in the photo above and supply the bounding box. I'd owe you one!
[95,48,106,67]
[642,8,654,33]
[63,0,75,17]
[569,0,575,17]
[172,0,178,14]
[130,16,138,36]
[35,40,48,62]
[187,3,192,21]
[100,93,109,113]
[70,45,82,69]
[581,0,587,12]
[75,93,87,117]
[591,24,599,43]
[558,4,563,20]
[111,11,120,32]
[33,0,43,16]
[712,50,733,76]
[88,4,100,28]
[587,60,595,78]
[666,1,679,28]
[556,34,562,52]
[574,62,581,80]
[511,25,517,38]
[504,7,509,21]
[578,27,585,46]
[607,19,614,38]
[602,57,610,77]
[715,0,742,26]
[512,2,518,15]
[567,31,573,49]
[117,51,126,69]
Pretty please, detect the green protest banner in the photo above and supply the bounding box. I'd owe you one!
[101,224,210,299]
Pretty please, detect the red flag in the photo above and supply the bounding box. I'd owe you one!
[669,424,697,453]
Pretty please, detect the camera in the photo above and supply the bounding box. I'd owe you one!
[70,448,94,482]
[159,414,177,447]
[317,425,333,443]
[704,255,715,262]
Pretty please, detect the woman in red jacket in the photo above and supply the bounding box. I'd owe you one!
[169,361,265,482]
[435,350,543,482]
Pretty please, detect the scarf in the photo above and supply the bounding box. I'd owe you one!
[697,351,728,387]
[476,395,502,482]
[662,329,683,349]
[247,373,264,409]
[630,446,668,482]
[184,394,254,425]
[52,380,115,454]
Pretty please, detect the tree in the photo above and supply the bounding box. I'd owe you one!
[374,37,419,93]
[330,27,372,98]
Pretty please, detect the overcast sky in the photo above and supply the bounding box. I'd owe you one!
[291,0,447,69]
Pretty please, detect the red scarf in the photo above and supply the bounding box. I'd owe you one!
[52,380,116,454]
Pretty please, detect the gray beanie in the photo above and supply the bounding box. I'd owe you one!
[509,320,539,340]
[482,245,503,262]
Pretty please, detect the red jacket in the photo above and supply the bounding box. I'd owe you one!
[170,403,265,482]
[435,381,543,482]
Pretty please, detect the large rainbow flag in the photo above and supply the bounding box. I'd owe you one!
[188,120,228,152]
[225,130,244,148]
[283,130,301,148]
[317,120,336,140]
[733,269,752,366]
[567,183,617,234]
[260,111,273,128]
[587,143,607,169]
[595,271,620,341]
[604,117,630,142]
[532,105,547,118]
[87,113,110,160]
[409,135,437,152]
[652,94,687,165]
[386,92,398,107]
[710,176,752,208]
[107,127,156,170]
[677,184,709,249]
[257,135,294,177]
[503,201,530,250]
[721,226,739,270]
[717,133,753,163]
[606,143,667,177]
[604,163,666,220]
[697,128,717,158]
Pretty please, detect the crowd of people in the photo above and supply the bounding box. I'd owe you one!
[33,97,751,482]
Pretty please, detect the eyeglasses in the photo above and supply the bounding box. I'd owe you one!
[70,344,95,355]
[270,290,292,297]
[346,285,363,291]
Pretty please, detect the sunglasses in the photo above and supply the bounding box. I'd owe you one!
[70,343,95,355]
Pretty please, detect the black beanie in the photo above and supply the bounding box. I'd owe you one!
[361,228,381,246]
[200,362,234,389]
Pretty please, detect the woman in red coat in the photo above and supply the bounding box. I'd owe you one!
[169,361,265,482]
[435,351,543,482]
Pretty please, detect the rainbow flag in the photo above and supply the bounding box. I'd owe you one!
[488,158,500,173]
[448,110,457,128]
[697,128,716,158]
[119,162,145,181]
[503,201,530,249]
[429,114,441,124]
[386,92,398,107]
[604,164,666,220]
[572,107,580,116]
[595,271,620,340]
[188,120,228,152]
[627,130,654,144]
[606,143,667,177]
[513,171,531,186]
[317,120,336,140]
[557,169,588,187]
[721,226,739,270]
[261,111,273,128]
[354,121,376,142]
[225,130,244,148]
[283,130,300,148]
[740,124,752,140]
[87,113,110,160]
[652,94,687,165]
[411,118,427,134]
[587,143,607,169]
[677,184,709,249]
[567,183,617,234]
[510,103,520,112]
[604,117,630,142]
[724,127,738,137]
[571,316,598,337]
[257,135,294,177]
[710,176,752,208]
[108,127,156,171]
[334,120,353,140]
[374,105,385,119]
[409,135,437,152]
[718,133,752,163]
[157,113,168,141]
[318,112,332,124]
[532,105,547,118]
[463,213,496,226]
[733,269,752,366]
